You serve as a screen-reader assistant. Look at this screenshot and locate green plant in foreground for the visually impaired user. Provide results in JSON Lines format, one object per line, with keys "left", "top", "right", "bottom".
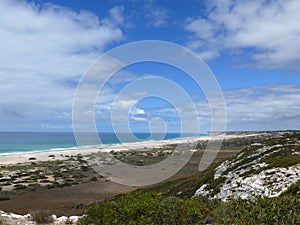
{"left": 77, "top": 191, "right": 211, "bottom": 225}
{"left": 214, "top": 194, "right": 300, "bottom": 224}
{"left": 78, "top": 187, "right": 300, "bottom": 225}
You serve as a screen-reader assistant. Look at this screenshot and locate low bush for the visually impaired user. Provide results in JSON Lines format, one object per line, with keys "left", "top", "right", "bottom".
{"left": 32, "top": 211, "right": 54, "bottom": 224}
{"left": 90, "top": 177, "right": 98, "bottom": 182}
{"left": 78, "top": 184, "right": 300, "bottom": 225}
{"left": 282, "top": 180, "right": 300, "bottom": 195}
{"left": 214, "top": 195, "right": 300, "bottom": 224}
{"left": 77, "top": 191, "right": 211, "bottom": 225}
{"left": 65, "top": 218, "right": 73, "bottom": 224}
{"left": 0, "top": 197, "right": 10, "bottom": 201}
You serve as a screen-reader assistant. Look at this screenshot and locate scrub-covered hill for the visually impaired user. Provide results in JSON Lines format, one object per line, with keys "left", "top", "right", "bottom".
{"left": 77, "top": 131, "right": 300, "bottom": 225}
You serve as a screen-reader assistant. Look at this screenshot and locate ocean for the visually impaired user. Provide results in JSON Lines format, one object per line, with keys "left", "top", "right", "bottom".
{"left": 0, "top": 132, "right": 202, "bottom": 155}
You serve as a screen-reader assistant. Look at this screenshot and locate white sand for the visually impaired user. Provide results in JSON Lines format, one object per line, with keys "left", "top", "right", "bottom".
{"left": 0, "top": 134, "right": 256, "bottom": 165}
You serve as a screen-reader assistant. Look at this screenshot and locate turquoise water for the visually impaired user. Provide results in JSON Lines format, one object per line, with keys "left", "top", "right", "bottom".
{"left": 0, "top": 132, "right": 203, "bottom": 155}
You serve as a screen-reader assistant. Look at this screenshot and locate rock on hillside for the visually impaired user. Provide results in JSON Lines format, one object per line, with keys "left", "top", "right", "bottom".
{"left": 194, "top": 131, "right": 300, "bottom": 201}
{"left": 0, "top": 211, "right": 80, "bottom": 225}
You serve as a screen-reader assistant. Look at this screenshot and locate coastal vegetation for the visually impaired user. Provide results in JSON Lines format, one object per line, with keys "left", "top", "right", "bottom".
{"left": 77, "top": 131, "right": 300, "bottom": 225}
{"left": 32, "top": 211, "right": 54, "bottom": 224}
{"left": 0, "top": 154, "right": 104, "bottom": 192}
{"left": 0, "top": 131, "right": 299, "bottom": 224}
{"left": 77, "top": 183, "right": 300, "bottom": 224}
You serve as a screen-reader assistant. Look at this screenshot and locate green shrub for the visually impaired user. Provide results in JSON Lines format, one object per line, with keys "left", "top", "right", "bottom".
{"left": 90, "top": 177, "right": 98, "bottom": 182}
{"left": 77, "top": 188, "right": 300, "bottom": 225}
{"left": 78, "top": 191, "right": 211, "bottom": 225}
{"left": 265, "top": 155, "right": 300, "bottom": 168}
{"left": 0, "top": 197, "right": 10, "bottom": 201}
{"left": 13, "top": 184, "right": 26, "bottom": 190}
{"left": 282, "top": 180, "right": 300, "bottom": 196}
{"left": 27, "top": 183, "right": 41, "bottom": 191}
{"left": 32, "top": 211, "right": 54, "bottom": 224}
{"left": 65, "top": 218, "right": 73, "bottom": 224}
{"left": 58, "top": 183, "right": 72, "bottom": 188}
{"left": 214, "top": 196, "right": 300, "bottom": 224}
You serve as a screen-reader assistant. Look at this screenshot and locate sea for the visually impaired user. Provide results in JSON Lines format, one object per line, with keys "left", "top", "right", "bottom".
{"left": 0, "top": 132, "right": 203, "bottom": 155}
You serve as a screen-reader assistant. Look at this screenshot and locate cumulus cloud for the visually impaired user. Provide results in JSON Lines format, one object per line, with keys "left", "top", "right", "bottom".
{"left": 185, "top": 0, "right": 300, "bottom": 69}
{"left": 0, "top": 0, "right": 124, "bottom": 130}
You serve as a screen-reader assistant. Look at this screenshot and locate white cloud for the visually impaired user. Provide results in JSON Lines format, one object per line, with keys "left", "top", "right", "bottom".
{"left": 155, "top": 83, "right": 300, "bottom": 132}
{"left": 129, "top": 106, "right": 147, "bottom": 122}
{"left": 224, "top": 83, "right": 300, "bottom": 130}
{"left": 145, "top": 2, "right": 169, "bottom": 27}
{"left": 130, "top": 106, "right": 145, "bottom": 116}
{"left": 129, "top": 106, "right": 148, "bottom": 122}
{"left": 106, "top": 5, "right": 124, "bottom": 25}
{"left": 0, "top": 0, "right": 124, "bottom": 130}
{"left": 185, "top": 0, "right": 300, "bottom": 69}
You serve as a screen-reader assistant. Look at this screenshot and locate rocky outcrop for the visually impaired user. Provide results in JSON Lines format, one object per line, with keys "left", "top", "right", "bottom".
{"left": 194, "top": 131, "right": 300, "bottom": 201}
{"left": 213, "top": 164, "right": 300, "bottom": 201}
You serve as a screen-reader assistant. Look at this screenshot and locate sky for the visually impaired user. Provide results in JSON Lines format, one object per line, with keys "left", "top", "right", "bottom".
{"left": 0, "top": 0, "right": 300, "bottom": 133}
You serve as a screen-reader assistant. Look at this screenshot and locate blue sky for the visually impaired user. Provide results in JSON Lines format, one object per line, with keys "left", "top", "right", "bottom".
{"left": 0, "top": 0, "right": 299, "bottom": 132}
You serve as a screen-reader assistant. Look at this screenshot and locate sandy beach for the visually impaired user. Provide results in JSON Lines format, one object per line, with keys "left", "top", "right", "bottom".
{"left": 0, "top": 135, "right": 207, "bottom": 165}
{"left": 0, "top": 133, "right": 257, "bottom": 165}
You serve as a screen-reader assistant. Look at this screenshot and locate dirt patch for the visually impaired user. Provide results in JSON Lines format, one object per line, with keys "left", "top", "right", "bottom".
{"left": 0, "top": 179, "right": 136, "bottom": 216}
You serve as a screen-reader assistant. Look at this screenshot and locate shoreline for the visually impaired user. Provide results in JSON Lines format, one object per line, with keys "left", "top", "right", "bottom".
{"left": 0, "top": 133, "right": 205, "bottom": 157}
{"left": 0, "top": 133, "right": 258, "bottom": 165}
{"left": 0, "top": 133, "right": 206, "bottom": 156}
{"left": 0, "top": 135, "right": 205, "bottom": 165}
